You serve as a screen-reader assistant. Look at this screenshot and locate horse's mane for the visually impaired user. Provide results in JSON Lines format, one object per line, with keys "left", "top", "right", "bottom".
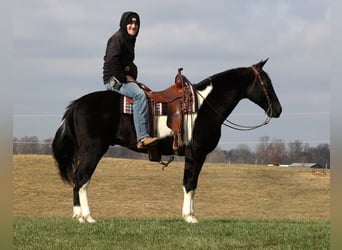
{"left": 193, "top": 67, "right": 246, "bottom": 91}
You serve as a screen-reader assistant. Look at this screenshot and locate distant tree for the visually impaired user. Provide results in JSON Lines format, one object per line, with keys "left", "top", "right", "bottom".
{"left": 12, "top": 136, "right": 330, "bottom": 167}
{"left": 307, "top": 143, "right": 330, "bottom": 167}
{"left": 287, "top": 140, "right": 303, "bottom": 163}
{"left": 298, "top": 151, "right": 312, "bottom": 163}
{"left": 13, "top": 137, "right": 19, "bottom": 154}
{"left": 207, "top": 148, "right": 227, "bottom": 162}
{"left": 287, "top": 140, "right": 311, "bottom": 163}
{"left": 255, "top": 136, "right": 270, "bottom": 164}
{"left": 104, "top": 145, "right": 146, "bottom": 160}
{"left": 41, "top": 138, "right": 53, "bottom": 154}
{"left": 227, "top": 144, "right": 254, "bottom": 164}
{"left": 14, "top": 136, "right": 39, "bottom": 154}
{"left": 255, "top": 137, "right": 286, "bottom": 164}
{"left": 267, "top": 139, "right": 286, "bottom": 164}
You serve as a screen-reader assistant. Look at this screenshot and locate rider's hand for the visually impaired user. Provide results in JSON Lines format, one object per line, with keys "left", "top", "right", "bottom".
{"left": 126, "top": 75, "right": 137, "bottom": 83}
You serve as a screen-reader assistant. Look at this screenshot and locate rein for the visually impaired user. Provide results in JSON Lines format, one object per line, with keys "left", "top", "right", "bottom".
{"left": 193, "top": 66, "right": 273, "bottom": 131}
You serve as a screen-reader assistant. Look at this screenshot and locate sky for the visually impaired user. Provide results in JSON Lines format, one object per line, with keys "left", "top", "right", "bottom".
{"left": 12, "top": 0, "right": 330, "bottom": 151}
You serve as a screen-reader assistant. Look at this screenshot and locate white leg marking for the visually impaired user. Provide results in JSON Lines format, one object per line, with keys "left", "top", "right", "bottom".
{"left": 79, "top": 181, "right": 96, "bottom": 223}
{"left": 72, "top": 206, "right": 82, "bottom": 221}
{"left": 182, "top": 187, "right": 198, "bottom": 223}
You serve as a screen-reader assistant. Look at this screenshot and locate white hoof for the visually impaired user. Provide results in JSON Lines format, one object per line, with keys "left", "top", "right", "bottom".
{"left": 73, "top": 213, "right": 85, "bottom": 223}
{"left": 78, "top": 217, "right": 86, "bottom": 223}
{"left": 72, "top": 213, "right": 96, "bottom": 223}
{"left": 183, "top": 215, "right": 198, "bottom": 224}
{"left": 85, "top": 215, "right": 96, "bottom": 223}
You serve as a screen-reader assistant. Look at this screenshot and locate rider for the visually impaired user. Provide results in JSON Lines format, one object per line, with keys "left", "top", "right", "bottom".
{"left": 103, "top": 11, "right": 159, "bottom": 149}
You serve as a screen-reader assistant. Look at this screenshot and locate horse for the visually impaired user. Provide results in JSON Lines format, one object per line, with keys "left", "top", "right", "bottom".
{"left": 52, "top": 59, "right": 282, "bottom": 223}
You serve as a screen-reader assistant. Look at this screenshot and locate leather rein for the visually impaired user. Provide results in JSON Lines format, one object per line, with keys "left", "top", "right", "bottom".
{"left": 193, "top": 66, "right": 273, "bottom": 131}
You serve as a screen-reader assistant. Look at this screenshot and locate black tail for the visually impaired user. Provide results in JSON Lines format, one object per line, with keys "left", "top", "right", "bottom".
{"left": 52, "top": 102, "right": 78, "bottom": 185}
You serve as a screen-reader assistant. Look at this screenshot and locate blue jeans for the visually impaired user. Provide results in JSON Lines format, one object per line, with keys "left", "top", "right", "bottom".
{"left": 105, "top": 82, "right": 150, "bottom": 141}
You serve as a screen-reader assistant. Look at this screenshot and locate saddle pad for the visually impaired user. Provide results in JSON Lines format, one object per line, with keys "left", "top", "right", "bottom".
{"left": 121, "top": 85, "right": 198, "bottom": 115}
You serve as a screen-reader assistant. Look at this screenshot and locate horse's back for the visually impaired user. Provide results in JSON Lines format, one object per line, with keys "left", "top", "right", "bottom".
{"left": 73, "top": 90, "right": 122, "bottom": 119}
{"left": 76, "top": 90, "right": 120, "bottom": 106}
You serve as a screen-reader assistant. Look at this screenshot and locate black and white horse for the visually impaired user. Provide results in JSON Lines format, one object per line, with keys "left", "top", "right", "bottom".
{"left": 52, "top": 59, "right": 282, "bottom": 223}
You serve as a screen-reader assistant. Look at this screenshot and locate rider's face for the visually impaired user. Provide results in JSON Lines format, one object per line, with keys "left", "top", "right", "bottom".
{"left": 127, "top": 22, "right": 139, "bottom": 37}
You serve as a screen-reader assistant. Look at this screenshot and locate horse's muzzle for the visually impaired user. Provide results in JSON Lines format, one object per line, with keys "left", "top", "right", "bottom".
{"left": 270, "top": 104, "right": 282, "bottom": 118}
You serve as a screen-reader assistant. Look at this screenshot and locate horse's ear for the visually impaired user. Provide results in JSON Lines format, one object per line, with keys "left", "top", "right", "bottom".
{"left": 258, "top": 58, "right": 269, "bottom": 69}
{"left": 253, "top": 58, "right": 269, "bottom": 70}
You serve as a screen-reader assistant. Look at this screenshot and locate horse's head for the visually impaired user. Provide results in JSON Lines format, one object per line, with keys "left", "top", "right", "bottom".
{"left": 247, "top": 59, "right": 282, "bottom": 118}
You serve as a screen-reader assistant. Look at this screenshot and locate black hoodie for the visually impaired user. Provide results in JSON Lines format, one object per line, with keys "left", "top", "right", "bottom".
{"left": 103, "top": 11, "right": 140, "bottom": 84}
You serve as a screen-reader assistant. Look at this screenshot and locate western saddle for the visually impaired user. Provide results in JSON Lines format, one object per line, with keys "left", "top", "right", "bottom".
{"left": 121, "top": 68, "right": 197, "bottom": 164}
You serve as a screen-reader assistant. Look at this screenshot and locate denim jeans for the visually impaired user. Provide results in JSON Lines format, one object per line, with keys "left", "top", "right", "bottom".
{"left": 105, "top": 82, "right": 150, "bottom": 141}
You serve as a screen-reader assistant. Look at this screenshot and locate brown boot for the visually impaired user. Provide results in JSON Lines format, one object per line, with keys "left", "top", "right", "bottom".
{"left": 137, "top": 136, "right": 159, "bottom": 149}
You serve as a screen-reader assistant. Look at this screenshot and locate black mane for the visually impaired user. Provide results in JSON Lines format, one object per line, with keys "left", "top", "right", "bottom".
{"left": 194, "top": 67, "right": 248, "bottom": 91}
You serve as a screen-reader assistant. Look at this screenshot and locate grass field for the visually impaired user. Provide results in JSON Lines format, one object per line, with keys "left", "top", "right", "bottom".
{"left": 14, "top": 217, "right": 329, "bottom": 249}
{"left": 13, "top": 155, "right": 330, "bottom": 249}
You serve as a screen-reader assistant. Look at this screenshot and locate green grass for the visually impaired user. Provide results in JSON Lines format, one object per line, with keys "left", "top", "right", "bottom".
{"left": 14, "top": 217, "right": 329, "bottom": 250}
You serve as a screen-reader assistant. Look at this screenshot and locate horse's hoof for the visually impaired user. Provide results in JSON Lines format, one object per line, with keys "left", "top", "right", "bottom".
{"left": 85, "top": 215, "right": 96, "bottom": 223}
{"left": 77, "top": 216, "right": 85, "bottom": 223}
{"left": 72, "top": 213, "right": 96, "bottom": 223}
{"left": 183, "top": 215, "right": 198, "bottom": 224}
{"left": 73, "top": 213, "right": 84, "bottom": 223}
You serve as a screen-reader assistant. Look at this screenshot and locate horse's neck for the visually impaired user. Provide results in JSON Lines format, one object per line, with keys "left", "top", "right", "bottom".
{"left": 207, "top": 77, "right": 248, "bottom": 121}
{"left": 214, "top": 88, "right": 241, "bottom": 118}
{"left": 196, "top": 68, "right": 250, "bottom": 121}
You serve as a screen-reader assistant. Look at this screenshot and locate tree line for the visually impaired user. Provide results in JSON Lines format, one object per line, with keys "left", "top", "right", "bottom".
{"left": 13, "top": 135, "right": 330, "bottom": 167}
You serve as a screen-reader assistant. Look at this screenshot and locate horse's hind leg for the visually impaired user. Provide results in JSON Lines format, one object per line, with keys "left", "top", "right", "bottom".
{"left": 72, "top": 151, "right": 105, "bottom": 223}
{"left": 73, "top": 180, "right": 95, "bottom": 223}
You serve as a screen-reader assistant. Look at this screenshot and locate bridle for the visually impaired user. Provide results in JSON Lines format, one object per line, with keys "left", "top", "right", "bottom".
{"left": 194, "top": 66, "right": 273, "bottom": 131}
{"left": 250, "top": 66, "right": 273, "bottom": 117}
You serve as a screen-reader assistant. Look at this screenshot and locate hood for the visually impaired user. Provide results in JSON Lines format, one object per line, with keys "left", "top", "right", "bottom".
{"left": 119, "top": 11, "right": 140, "bottom": 38}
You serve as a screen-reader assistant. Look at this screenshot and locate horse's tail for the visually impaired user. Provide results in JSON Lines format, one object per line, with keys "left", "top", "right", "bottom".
{"left": 52, "top": 101, "right": 78, "bottom": 185}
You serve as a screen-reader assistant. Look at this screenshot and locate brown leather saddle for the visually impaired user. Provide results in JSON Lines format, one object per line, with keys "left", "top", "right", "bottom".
{"left": 121, "top": 68, "right": 198, "bottom": 163}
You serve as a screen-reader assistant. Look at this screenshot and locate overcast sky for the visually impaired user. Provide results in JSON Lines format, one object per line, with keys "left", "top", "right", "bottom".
{"left": 12, "top": 0, "right": 330, "bottom": 150}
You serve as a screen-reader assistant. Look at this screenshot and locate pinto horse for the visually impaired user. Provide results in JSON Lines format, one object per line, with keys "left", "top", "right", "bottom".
{"left": 52, "top": 59, "right": 282, "bottom": 223}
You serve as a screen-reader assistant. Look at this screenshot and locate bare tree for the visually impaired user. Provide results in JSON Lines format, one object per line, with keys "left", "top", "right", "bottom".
{"left": 227, "top": 144, "right": 254, "bottom": 164}
{"left": 287, "top": 140, "right": 303, "bottom": 163}
{"left": 307, "top": 143, "right": 330, "bottom": 168}
{"left": 255, "top": 136, "right": 270, "bottom": 164}
{"left": 207, "top": 148, "right": 229, "bottom": 163}
{"left": 267, "top": 139, "right": 286, "bottom": 164}
{"left": 41, "top": 138, "right": 53, "bottom": 154}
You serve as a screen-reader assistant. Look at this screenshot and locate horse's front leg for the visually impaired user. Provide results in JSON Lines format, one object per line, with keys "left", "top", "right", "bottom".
{"left": 182, "top": 149, "right": 206, "bottom": 223}
{"left": 182, "top": 187, "right": 197, "bottom": 223}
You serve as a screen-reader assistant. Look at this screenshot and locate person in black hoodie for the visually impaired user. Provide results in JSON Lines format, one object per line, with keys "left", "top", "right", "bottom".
{"left": 103, "top": 11, "right": 159, "bottom": 149}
